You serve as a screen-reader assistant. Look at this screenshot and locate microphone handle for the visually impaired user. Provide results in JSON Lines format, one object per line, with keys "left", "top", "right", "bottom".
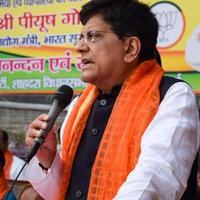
{"left": 26, "top": 140, "right": 41, "bottom": 163}
{"left": 26, "top": 100, "right": 62, "bottom": 163}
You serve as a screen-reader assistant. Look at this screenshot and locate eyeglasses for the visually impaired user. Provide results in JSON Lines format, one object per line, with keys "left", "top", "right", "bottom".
{"left": 75, "top": 30, "right": 114, "bottom": 45}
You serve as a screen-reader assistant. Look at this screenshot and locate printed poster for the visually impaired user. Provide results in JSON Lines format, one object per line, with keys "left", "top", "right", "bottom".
{"left": 0, "top": 0, "right": 200, "bottom": 94}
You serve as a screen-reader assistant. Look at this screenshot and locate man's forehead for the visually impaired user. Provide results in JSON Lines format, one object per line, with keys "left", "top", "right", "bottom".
{"left": 81, "top": 15, "right": 111, "bottom": 32}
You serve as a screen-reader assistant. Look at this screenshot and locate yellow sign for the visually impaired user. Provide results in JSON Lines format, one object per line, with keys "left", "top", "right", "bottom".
{"left": 0, "top": 0, "right": 200, "bottom": 93}
{"left": 145, "top": 0, "right": 200, "bottom": 72}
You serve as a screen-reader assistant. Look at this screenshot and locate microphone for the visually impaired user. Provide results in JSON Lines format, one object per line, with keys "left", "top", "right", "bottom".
{"left": 26, "top": 85, "right": 73, "bottom": 163}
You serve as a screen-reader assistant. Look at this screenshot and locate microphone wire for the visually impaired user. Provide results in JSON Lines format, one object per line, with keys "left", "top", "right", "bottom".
{"left": 4, "top": 161, "right": 28, "bottom": 200}
{"left": 4, "top": 85, "right": 73, "bottom": 199}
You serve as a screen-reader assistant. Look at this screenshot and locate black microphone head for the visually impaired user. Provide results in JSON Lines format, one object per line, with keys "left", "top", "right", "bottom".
{"left": 53, "top": 85, "right": 73, "bottom": 109}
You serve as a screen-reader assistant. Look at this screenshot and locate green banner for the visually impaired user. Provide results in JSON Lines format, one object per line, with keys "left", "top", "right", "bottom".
{"left": 0, "top": 0, "right": 200, "bottom": 94}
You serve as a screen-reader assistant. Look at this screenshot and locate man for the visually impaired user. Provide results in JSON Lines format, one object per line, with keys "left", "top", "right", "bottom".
{"left": 0, "top": 149, "right": 8, "bottom": 199}
{"left": 185, "top": 24, "right": 200, "bottom": 71}
{"left": 25, "top": 0, "right": 200, "bottom": 199}
{"left": 0, "top": 149, "right": 16, "bottom": 200}
{"left": 0, "top": 129, "right": 27, "bottom": 181}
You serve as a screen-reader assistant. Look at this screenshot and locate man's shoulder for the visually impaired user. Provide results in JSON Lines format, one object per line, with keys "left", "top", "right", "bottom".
{"left": 159, "top": 76, "right": 187, "bottom": 102}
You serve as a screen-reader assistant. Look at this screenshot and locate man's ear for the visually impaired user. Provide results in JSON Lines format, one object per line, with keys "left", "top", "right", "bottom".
{"left": 124, "top": 36, "right": 141, "bottom": 63}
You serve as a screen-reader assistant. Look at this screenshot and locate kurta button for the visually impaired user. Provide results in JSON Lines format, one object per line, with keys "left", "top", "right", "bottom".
{"left": 100, "top": 99, "right": 107, "bottom": 106}
{"left": 75, "top": 190, "right": 82, "bottom": 198}
{"left": 91, "top": 128, "right": 98, "bottom": 136}
{"left": 84, "top": 159, "right": 91, "bottom": 167}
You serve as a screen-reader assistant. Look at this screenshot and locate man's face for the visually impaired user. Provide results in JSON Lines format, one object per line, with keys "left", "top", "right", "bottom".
{"left": 76, "top": 15, "right": 135, "bottom": 92}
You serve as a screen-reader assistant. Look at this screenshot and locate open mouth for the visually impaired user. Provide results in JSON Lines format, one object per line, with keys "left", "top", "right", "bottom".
{"left": 81, "top": 59, "right": 94, "bottom": 69}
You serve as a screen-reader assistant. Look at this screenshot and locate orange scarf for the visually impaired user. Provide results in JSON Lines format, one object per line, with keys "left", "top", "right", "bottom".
{"left": 57, "top": 60, "right": 164, "bottom": 200}
{"left": 0, "top": 171, "right": 8, "bottom": 199}
{"left": 4, "top": 150, "right": 13, "bottom": 180}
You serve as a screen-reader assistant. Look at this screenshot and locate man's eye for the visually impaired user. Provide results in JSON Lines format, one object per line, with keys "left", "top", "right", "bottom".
{"left": 78, "top": 34, "right": 84, "bottom": 41}
{"left": 87, "top": 32, "right": 100, "bottom": 41}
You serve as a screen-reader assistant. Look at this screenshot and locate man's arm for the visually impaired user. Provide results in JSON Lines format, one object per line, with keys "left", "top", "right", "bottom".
{"left": 26, "top": 152, "right": 61, "bottom": 200}
{"left": 114, "top": 82, "right": 200, "bottom": 200}
{"left": 26, "top": 97, "right": 78, "bottom": 200}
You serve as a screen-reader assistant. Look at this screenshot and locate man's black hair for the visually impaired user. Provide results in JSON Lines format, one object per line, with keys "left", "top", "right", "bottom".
{"left": 0, "top": 129, "right": 8, "bottom": 142}
{"left": 0, "top": 149, "right": 5, "bottom": 168}
{"left": 155, "top": 48, "right": 162, "bottom": 66}
{"left": 80, "top": 0, "right": 159, "bottom": 62}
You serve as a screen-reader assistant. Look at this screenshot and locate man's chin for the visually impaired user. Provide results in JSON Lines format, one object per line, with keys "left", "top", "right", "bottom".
{"left": 81, "top": 75, "right": 96, "bottom": 85}
{"left": 81, "top": 75, "right": 90, "bottom": 83}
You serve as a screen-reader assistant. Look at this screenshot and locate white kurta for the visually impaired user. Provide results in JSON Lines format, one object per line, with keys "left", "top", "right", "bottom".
{"left": 26, "top": 82, "right": 200, "bottom": 200}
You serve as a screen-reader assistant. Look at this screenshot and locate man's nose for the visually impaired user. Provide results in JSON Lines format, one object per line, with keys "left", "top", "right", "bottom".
{"left": 76, "top": 40, "right": 89, "bottom": 53}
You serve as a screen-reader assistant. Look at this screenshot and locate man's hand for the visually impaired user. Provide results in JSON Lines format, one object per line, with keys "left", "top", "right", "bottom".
{"left": 25, "top": 114, "right": 57, "bottom": 169}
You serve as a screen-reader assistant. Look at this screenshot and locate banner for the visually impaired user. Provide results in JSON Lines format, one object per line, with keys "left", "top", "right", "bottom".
{"left": 0, "top": 0, "right": 88, "bottom": 94}
{"left": 148, "top": 0, "right": 200, "bottom": 93}
{"left": 0, "top": 0, "right": 200, "bottom": 94}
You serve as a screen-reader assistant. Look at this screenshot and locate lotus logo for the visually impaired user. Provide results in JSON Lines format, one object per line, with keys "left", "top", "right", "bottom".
{"left": 151, "top": 1, "right": 185, "bottom": 48}
{"left": 156, "top": 10, "right": 177, "bottom": 42}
